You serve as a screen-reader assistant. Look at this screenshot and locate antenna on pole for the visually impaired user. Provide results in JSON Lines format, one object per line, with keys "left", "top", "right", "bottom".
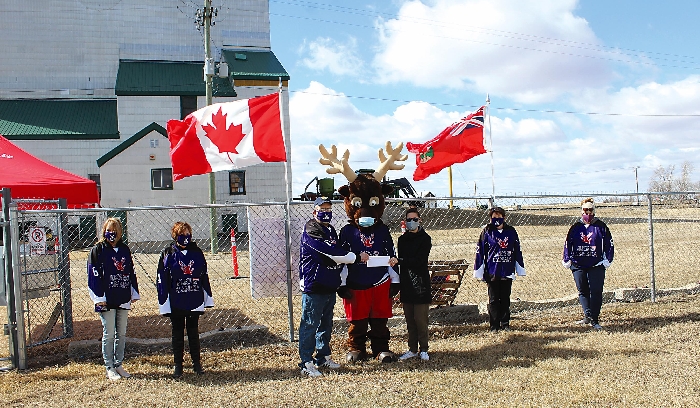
{"left": 486, "top": 94, "right": 495, "bottom": 200}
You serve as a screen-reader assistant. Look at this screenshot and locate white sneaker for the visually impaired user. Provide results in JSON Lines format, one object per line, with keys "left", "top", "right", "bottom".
{"left": 114, "top": 366, "right": 131, "bottom": 378}
{"left": 399, "top": 350, "right": 418, "bottom": 360}
{"left": 576, "top": 317, "right": 591, "bottom": 325}
{"left": 315, "top": 356, "right": 341, "bottom": 369}
{"left": 301, "top": 361, "right": 322, "bottom": 377}
{"left": 105, "top": 368, "right": 121, "bottom": 381}
{"left": 419, "top": 351, "right": 430, "bottom": 361}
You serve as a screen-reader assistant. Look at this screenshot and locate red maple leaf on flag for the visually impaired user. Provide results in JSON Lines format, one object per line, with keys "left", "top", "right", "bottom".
{"left": 202, "top": 107, "right": 245, "bottom": 155}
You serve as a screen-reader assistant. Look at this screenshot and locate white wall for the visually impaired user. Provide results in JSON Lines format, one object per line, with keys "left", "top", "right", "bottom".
{"left": 0, "top": 0, "right": 271, "bottom": 98}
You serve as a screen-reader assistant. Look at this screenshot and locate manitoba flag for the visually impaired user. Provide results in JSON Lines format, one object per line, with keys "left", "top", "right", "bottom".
{"left": 406, "top": 106, "right": 487, "bottom": 182}
{"left": 166, "top": 92, "right": 287, "bottom": 181}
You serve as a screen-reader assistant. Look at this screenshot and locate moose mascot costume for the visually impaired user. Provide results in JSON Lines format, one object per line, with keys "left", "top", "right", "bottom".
{"left": 318, "top": 142, "right": 407, "bottom": 363}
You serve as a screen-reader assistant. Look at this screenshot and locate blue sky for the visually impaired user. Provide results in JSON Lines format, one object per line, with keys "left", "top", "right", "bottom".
{"left": 266, "top": 0, "right": 700, "bottom": 197}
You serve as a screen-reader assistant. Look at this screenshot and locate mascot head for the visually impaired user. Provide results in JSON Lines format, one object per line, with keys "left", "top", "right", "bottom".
{"left": 319, "top": 142, "right": 407, "bottom": 231}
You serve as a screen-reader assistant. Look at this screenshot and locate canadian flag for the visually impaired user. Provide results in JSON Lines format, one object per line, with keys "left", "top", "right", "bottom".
{"left": 167, "top": 92, "right": 287, "bottom": 181}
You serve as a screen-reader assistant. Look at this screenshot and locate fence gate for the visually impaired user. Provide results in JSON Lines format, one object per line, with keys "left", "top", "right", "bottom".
{"left": 14, "top": 199, "right": 73, "bottom": 360}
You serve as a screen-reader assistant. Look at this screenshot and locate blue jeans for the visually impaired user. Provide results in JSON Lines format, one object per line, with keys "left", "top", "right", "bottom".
{"left": 298, "top": 292, "right": 336, "bottom": 367}
{"left": 98, "top": 308, "right": 129, "bottom": 368}
{"left": 572, "top": 265, "right": 606, "bottom": 322}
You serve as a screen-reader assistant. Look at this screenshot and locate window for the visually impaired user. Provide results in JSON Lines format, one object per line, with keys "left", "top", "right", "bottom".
{"left": 151, "top": 168, "right": 173, "bottom": 190}
{"left": 149, "top": 139, "right": 159, "bottom": 148}
{"left": 180, "top": 96, "right": 198, "bottom": 119}
{"left": 229, "top": 170, "right": 246, "bottom": 195}
{"left": 88, "top": 174, "right": 101, "bottom": 199}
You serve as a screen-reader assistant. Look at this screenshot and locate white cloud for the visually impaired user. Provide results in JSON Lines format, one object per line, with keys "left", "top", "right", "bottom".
{"left": 288, "top": 82, "right": 610, "bottom": 196}
{"left": 299, "top": 37, "right": 365, "bottom": 77}
{"left": 571, "top": 76, "right": 700, "bottom": 147}
{"left": 371, "top": 0, "right": 614, "bottom": 103}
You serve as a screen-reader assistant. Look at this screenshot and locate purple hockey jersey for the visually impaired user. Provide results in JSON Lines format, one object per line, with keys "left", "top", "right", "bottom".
{"left": 339, "top": 222, "right": 397, "bottom": 289}
{"left": 563, "top": 218, "right": 614, "bottom": 268}
{"left": 474, "top": 224, "right": 526, "bottom": 281}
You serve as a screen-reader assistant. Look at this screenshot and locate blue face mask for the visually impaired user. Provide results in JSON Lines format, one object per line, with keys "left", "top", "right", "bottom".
{"left": 358, "top": 217, "right": 375, "bottom": 227}
{"left": 316, "top": 210, "right": 332, "bottom": 223}
{"left": 104, "top": 230, "right": 117, "bottom": 242}
{"left": 406, "top": 220, "right": 420, "bottom": 231}
{"left": 491, "top": 217, "right": 504, "bottom": 227}
{"left": 177, "top": 234, "right": 192, "bottom": 246}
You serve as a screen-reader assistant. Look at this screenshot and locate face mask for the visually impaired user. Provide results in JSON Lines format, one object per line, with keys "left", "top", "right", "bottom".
{"left": 358, "top": 217, "right": 375, "bottom": 227}
{"left": 406, "top": 220, "right": 420, "bottom": 231}
{"left": 491, "top": 217, "right": 504, "bottom": 227}
{"left": 316, "top": 210, "right": 332, "bottom": 223}
{"left": 582, "top": 213, "right": 593, "bottom": 223}
{"left": 104, "top": 231, "right": 117, "bottom": 242}
{"left": 177, "top": 234, "right": 191, "bottom": 246}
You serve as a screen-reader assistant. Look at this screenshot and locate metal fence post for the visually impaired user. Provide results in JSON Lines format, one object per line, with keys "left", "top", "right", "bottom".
{"left": 8, "top": 198, "right": 26, "bottom": 369}
{"left": 284, "top": 203, "right": 295, "bottom": 342}
{"left": 58, "top": 199, "right": 73, "bottom": 337}
{"left": 646, "top": 194, "right": 656, "bottom": 302}
{"left": 1, "top": 188, "right": 19, "bottom": 370}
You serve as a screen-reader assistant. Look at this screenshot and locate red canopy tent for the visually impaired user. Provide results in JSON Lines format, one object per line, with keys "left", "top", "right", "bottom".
{"left": 0, "top": 134, "right": 100, "bottom": 208}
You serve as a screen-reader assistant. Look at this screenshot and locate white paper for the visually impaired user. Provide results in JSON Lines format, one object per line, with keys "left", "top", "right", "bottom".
{"left": 367, "top": 256, "right": 390, "bottom": 267}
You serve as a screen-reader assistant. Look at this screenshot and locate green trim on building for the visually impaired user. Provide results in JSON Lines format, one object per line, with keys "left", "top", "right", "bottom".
{"left": 115, "top": 60, "right": 237, "bottom": 97}
{"left": 0, "top": 99, "right": 119, "bottom": 140}
{"left": 96, "top": 122, "right": 167, "bottom": 167}
{"left": 221, "top": 50, "right": 290, "bottom": 81}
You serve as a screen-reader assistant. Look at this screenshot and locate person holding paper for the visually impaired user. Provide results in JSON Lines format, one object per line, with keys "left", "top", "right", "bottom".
{"left": 474, "top": 207, "right": 526, "bottom": 332}
{"left": 395, "top": 208, "right": 432, "bottom": 361}
{"left": 297, "top": 197, "right": 356, "bottom": 377}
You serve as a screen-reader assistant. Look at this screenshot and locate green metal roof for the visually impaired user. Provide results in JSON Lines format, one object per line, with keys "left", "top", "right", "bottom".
{"left": 221, "top": 50, "right": 290, "bottom": 81}
{"left": 0, "top": 99, "right": 119, "bottom": 140}
{"left": 97, "top": 122, "right": 167, "bottom": 167}
{"left": 115, "top": 60, "right": 237, "bottom": 97}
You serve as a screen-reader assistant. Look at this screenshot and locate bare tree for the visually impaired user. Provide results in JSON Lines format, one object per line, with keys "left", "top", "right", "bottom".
{"left": 648, "top": 164, "right": 675, "bottom": 192}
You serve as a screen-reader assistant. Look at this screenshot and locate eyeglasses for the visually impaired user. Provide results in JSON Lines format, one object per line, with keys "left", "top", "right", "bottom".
{"left": 406, "top": 217, "right": 420, "bottom": 222}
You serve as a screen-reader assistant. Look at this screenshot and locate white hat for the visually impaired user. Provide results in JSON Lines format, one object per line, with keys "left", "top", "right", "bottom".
{"left": 581, "top": 201, "right": 595, "bottom": 210}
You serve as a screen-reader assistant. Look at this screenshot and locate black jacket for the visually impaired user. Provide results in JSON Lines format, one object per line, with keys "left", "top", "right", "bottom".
{"left": 396, "top": 227, "right": 432, "bottom": 304}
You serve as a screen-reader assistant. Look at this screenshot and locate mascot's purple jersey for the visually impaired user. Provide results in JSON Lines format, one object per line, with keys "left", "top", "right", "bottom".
{"left": 340, "top": 222, "right": 396, "bottom": 290}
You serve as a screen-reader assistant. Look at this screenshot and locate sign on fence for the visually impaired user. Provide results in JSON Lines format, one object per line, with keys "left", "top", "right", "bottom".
{"left": 247, "top": 206, "right": 303, "bottom": 299}
{"left": 29, "top": 227, "right": 46, "bottom": 256}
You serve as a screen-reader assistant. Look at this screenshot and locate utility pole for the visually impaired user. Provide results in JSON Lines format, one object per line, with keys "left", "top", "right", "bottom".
{"left": 634, "top": 166, "right": 640, "bottom": 205}
{"left": 200, "top": 1, "right": 218, "bottom": 253}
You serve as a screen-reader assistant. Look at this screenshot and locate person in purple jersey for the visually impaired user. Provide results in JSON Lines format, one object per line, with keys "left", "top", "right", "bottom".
{"left": 157, "top": 222, "right": 214, "bottom": 378}
{"left": 474, "top": 207, "right": 526, "bottom": 332}
{"left": 563, "top": 198, "right": 614, "bottom": 330}
{"left": 297, "top": 197, "right": 357, "bottom": 377}
{"left": 87, "top": 218, "right": 140, "bottom": 381}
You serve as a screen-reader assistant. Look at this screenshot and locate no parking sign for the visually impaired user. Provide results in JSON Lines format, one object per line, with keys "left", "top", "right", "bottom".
{"left": 29, "top": 227, "right": 46, "bottom": 256}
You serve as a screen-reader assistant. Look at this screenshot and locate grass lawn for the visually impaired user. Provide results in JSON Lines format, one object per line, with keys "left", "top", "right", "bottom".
{"left": 2, "top": 293, "right": 699, "bottom": 407}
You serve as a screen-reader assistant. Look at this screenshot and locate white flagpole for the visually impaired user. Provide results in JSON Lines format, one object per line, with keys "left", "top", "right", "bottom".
{"left": 279, "top": 77, "right": 295, "bottom": 342}
{"left": 486, "top": 94, "right": 495, "bottom": 199}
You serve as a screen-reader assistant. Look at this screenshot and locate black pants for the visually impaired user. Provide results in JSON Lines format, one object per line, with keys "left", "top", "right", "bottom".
{"left": 487, "top": 279, "right": 513, "bottom": 330}
{"left": 169, "top": 311, "right": 201, "bottom": 366}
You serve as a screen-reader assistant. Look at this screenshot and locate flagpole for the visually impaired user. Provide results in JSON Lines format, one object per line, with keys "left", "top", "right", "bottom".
{"left": 487, "top": 94, "right": 495, "bottom": 200}
{"left": 203, "top": 0, "right": 217, "bottom": 254}
{"left": 279, "top": 77, "right": 295, "bottom": 342}
{"left": 448, "top": 166, "right": 453, "bottom": 209}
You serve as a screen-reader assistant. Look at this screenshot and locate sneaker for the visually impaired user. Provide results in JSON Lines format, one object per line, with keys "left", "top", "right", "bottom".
{"left": 301, "top": 361, "right": 322, "bottom": 378}
{"left": 114, "top": 366, "right": 131, "bottom": 379}
{"left": 399, "top": 350, "right": 418, "bottom": 360}
{"left": 315, "top": 356, "right": 340, "bottom": 369}
{"left": 591, "top": 322, "right": 603, "bottom": 330}
{"left": 105, "top": 368, "right": 121, "bottom": 381}
{"left": 576, "top": 317, "right": 591, "bottom": 325}
{"left": 419, "top": 351, "right": 429, "bottom": 361}
{"left": 500, "top": 325, "right": 512, "bottom": 332}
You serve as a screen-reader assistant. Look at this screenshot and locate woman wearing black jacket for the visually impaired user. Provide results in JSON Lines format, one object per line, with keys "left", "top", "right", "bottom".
{"left": 396, "top": 208, "right": 432, "bottom": 361}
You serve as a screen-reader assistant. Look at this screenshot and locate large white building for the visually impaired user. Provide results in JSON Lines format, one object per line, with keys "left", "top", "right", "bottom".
{"left": 0, "top": 0, "right": 290, "bottom": 208}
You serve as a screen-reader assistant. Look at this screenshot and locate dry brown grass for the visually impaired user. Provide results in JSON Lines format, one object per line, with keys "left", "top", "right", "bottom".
{"left": 2, "top": 293, "right": 700, "bottom": 407}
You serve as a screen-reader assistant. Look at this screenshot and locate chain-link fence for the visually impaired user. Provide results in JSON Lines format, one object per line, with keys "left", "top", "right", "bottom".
{"left": 2, "top": 192, "right": 699, "bottom": 367}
